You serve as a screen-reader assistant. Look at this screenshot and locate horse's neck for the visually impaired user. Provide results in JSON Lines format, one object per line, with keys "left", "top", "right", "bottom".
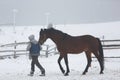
{"left": 49, "top": 34, "right": 63, "bottom": 45}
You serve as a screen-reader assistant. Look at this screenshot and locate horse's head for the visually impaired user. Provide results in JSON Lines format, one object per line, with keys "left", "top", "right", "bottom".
{"left": 39, "top": 29, "right": 48, "bottom": 45}
{"left": 39, "top": 27, "right": 66, "bottom": 45}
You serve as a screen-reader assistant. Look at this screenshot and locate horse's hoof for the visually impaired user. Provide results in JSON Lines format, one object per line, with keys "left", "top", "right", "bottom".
{"left": 64, "top": 73, "right": 69, "bottom": 76}
{"left": 82, "top": 72, "right": 86, "bottom": 75}
{"left": 62, "top": 70, "right": 65, "bottom": 74}
{"left": 100, "top": 72, "right": 104, "bottom": 74}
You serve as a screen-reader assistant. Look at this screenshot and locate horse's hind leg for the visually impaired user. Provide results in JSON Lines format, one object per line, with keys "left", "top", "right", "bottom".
{"left": 58, "top": 55, "right": 65, "bottom": 74}
{"left": 64, "top": 54, "right": 70, "bottom": 76}
{"left": 93, "top": 51, "right": 104, "bottom": 74}
{"left": 83, "top": 51, "right": 92, "bottom": 75}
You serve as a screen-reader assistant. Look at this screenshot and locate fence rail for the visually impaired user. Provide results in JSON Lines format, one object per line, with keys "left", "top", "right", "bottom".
{"left": 0, "top": 39, "right": 120, "bottom": 58}
{"left": 0, "top": 41, "right": 57, "bottom": 58}
{"left": 101, "top": 39, "right": 120, "bottom": 42}
{"left": 101, "top": 39, "right": 120, "bottom": 49}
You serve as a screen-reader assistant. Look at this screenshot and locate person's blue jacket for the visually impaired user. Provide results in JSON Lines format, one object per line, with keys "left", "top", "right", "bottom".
{"left": 27, "top": 35, "right": 42, "bottom": 56}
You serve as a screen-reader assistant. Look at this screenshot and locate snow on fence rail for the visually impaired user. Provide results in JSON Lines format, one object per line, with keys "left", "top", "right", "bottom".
{"left": 0, "top": 39, "right": 120, "bottom": 58}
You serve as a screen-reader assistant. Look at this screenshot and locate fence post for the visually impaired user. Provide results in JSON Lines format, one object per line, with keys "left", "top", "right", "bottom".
{"left": 54, "top": 47, "right": 58, "bottom": 55}
{"left": 102, "top": 35, "right": 105, "bottom": 45}
{"left": 45, "top": 45, "right": 49, "bottom": 58}
{"left": 13, "top": 41, "right": 17, "bottom": 58}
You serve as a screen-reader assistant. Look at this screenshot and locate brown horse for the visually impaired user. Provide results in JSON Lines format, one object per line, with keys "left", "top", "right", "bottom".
{"left": 39, "top": 28, "right": 104, "bottom": 76}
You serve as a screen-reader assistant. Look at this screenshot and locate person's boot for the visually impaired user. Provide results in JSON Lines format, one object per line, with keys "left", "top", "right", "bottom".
{"left": 39, "top": 70, "right": 45, "bottom": 76}
{"left": 28, "top": 71, "right": 34, "bottom": 76}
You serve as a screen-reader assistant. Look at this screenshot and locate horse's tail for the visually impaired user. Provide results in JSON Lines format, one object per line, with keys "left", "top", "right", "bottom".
{"left": 96, "top": 38, "right": 104, "bottom": 69}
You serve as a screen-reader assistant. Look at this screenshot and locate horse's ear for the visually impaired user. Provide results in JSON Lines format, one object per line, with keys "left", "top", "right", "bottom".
{"left": 41, "top": 29, "right": 43, "bottom": 31}
{"left": 40, "top": 29, "right": 44, "bottom": 32}
{"left": 40, "top": 29, "right": 43, "bottom": 34}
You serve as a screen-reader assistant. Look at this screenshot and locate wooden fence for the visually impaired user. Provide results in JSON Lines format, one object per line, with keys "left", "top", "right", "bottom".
{"left": 0, "top": 41, "right": 57, "bottom": 58}
{"left": 0, "top": 39, "right": 120, "bottom": 58}
{"left": 101, "top": 39, "right": 120, "bottom": 49}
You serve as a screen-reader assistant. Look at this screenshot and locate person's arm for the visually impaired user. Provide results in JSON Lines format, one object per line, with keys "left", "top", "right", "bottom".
{"left": 39, "top": 44, "right": 42, "bottom": 50}
{"left": 26, "top": 42, "right": 31, "bottom": 51}
{"left": 26, "top": 42, "right": 32, "bottom": 60}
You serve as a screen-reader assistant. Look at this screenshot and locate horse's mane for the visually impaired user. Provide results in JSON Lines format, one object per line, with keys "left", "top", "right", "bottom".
{"left": 47, "top": 28, "right": 70, "bottom": 37}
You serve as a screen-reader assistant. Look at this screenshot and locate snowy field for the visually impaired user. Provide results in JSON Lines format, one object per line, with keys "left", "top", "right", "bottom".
{"left": 0, "top": 22, "right": 120, "bottom": 80}
{"left": 0, "top": 53, "right": 120, "bottom": 80}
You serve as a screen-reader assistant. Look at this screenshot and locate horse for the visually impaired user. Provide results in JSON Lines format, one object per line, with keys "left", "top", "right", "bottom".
{"left": 38, "top": 27, "right": 104, "bottom": 76}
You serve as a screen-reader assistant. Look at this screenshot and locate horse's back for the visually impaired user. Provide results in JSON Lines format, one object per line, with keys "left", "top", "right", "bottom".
{"left": 59, "top": 35, "right": 99, "bottom": 53}
{"left": 70, "top": 35, "right": 97, "bottom": 45}
{"left": 79, "top": 35, "right": 99, "bottom": 52}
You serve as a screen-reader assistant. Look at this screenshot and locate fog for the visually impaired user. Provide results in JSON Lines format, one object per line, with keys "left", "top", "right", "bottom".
{"left": 0, "top": 0, "right": 120, "bottom": 26}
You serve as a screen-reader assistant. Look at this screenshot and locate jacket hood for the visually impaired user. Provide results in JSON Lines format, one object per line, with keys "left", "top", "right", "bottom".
{"left": 28, "top": 35, "right": 34, "bottom": 40}
{"left": 28, "top": 35, "right": 38, "bottom": 44}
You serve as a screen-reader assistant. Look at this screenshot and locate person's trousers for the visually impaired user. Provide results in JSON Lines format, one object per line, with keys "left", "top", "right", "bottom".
{"left": 31, "top": 56, "right": 45, "bottom": 73}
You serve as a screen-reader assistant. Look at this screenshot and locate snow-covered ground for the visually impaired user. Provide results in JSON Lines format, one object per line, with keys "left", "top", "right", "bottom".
{"left": 0, "top": 22, "right": 120, "bottom": 80}
{"left": 0, "top": 53, "right": 120, "bottom": 80}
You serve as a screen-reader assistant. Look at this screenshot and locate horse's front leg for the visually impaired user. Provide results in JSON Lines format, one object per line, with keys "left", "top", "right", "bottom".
{"left": 58, "top": 55, "right": 65, "bottom": 74}
{"left": 64, "top": 54, "right": 70, "bottom": 76}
